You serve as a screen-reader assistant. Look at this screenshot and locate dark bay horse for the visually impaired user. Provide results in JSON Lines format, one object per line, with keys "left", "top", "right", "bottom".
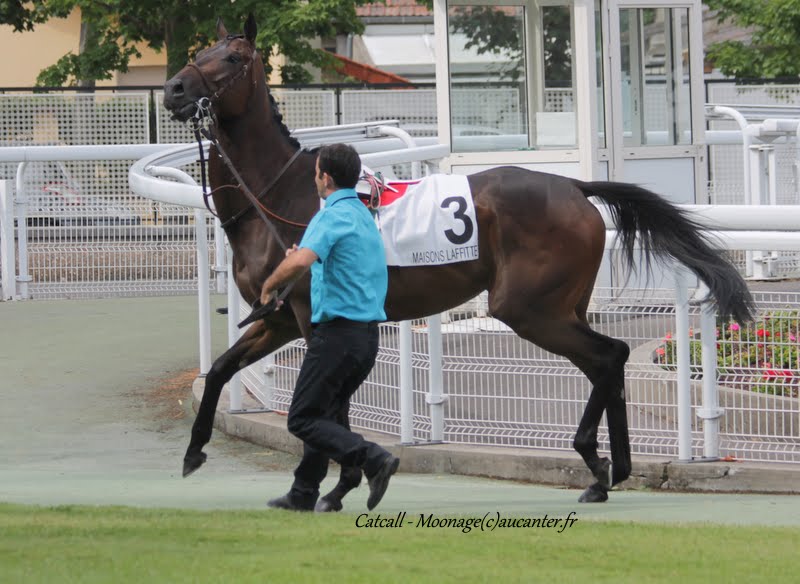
{"left": 163, "top": 15, "right": 754, "bottom": 505}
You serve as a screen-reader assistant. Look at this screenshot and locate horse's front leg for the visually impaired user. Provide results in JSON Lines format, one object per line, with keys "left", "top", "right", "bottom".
{"left": 183, "top": 321, "right": 298, "bottom": 477}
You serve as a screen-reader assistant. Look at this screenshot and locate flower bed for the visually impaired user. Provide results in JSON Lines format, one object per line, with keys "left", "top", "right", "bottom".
{"left": 654, "top": 310, "right": 800, "bottom": 398}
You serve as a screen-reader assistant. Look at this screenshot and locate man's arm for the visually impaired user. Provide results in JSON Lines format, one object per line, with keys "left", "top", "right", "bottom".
{"left": 260, "top": 245, "right": 318, "bottom": 305}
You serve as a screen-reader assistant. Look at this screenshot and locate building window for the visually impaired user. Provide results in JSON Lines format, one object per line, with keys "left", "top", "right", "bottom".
{"left": 619, "top": 7, "right": 691, "bottom": 146}
{"left": 447, "top": 1, "right": 578, "bottom": 152}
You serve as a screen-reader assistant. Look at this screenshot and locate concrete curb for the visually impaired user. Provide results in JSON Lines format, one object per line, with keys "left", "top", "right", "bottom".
{"left": 193, "top": 377, "right": 800, "bottom": 495}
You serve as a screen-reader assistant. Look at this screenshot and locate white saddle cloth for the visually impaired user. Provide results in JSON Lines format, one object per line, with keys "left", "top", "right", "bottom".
{"left": 373, "top": 174, "right": 479, "bottom": 267}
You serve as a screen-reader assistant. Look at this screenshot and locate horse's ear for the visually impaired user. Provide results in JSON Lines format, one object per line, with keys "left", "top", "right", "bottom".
{"left": 244, "top": 13, "right": 257, "bottom": 45}
{"left": 216, "top": 18, "right": 228, "bottom": 41}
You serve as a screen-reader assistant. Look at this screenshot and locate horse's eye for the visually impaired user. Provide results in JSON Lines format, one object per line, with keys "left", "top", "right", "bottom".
{"left": 226, "top": 54, "right": 241, "bottom": 64}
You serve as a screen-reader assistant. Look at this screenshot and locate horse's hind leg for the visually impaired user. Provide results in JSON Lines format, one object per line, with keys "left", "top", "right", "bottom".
{"left": 571, "top": 330, "right": 631, "bottom": 502}
{"left": 184, "top": 321, "right": 298, "bottom": 477}
{"left": 493, "top": 307, "right": 631, "bottom": 502}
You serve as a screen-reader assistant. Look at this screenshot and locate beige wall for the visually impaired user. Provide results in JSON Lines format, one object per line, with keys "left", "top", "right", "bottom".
{"left": 0, "top": 9, "right": 167, "bottom": 87}
{"left": 1, "top": 9, "right": 288, "bottom": 88}
{"left": 0, "top": 11, "right": 81, "bottom": 86}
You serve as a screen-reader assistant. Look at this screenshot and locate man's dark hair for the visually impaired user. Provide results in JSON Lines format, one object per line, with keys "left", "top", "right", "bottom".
{"left": 317, "top": 143, "right": 361, "bottom": 189}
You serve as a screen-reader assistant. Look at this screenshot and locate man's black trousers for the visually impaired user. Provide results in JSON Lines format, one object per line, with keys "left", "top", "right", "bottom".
{"left": 286, "top": 319, "right": 388, "bottom": 503}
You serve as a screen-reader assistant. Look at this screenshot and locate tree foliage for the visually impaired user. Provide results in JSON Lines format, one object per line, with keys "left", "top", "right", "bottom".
{"left": 0, "top": 0, "right": 56, "bottom": 32}
{"left": 705, "top": 0, "right": 800, "bottom": 79}
{"left": 3, "top": 0, "right": 372, "bottom": 86}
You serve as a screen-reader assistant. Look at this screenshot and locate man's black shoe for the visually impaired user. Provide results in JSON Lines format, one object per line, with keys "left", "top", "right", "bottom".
{"left": 366, "top": 455, "right": 400, "bottom": 511}
{"left": 267, "top": 493, "right": 314, "bottom": 512}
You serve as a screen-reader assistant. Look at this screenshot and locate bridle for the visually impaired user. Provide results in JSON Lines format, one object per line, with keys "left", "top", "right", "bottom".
{"left": 185, "top": 39, "right": 308, "bottom": 248}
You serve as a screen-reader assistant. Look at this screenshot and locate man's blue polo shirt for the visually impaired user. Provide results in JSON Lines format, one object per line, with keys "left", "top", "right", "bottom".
{"left": 299, "top": 188, "right": 388, "bottom": 324}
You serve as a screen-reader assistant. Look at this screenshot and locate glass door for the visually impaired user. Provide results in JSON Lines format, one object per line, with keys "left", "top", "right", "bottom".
{"left": 607, "top": 0, "right": 705, "bottom": 204}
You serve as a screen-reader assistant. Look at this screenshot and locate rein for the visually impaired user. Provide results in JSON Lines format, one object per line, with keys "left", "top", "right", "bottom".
{"left": 189, "top": 101, "right": 308, "bottom": 248}
{"left": 191, "top": 120, "right": 293, "bottom": 251}
{"left": 191, "top": 117, "right": 301, "bottom": 324}
{"left": 186, "top": 54, "right": 309, "bottom": 324}
{"left": 220, "top": 147, "right": 307, "bottom": 230}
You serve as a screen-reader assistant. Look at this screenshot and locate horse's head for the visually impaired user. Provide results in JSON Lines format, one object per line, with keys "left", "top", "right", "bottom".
{"left": 164, "top": 14, "right": 261, "bottom": 123}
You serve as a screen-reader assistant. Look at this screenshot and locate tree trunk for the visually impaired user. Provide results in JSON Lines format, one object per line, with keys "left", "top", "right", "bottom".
{"left": 164, "top": 17, "right": 193, "bottom": 81}
{"left": 77, "top": 18, "right": 97, "bottom": 91}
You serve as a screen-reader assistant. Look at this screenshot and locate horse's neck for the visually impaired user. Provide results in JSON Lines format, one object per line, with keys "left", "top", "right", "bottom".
{"left": 211, "top": 111, "right": 317, "bottom": 281}
{"left": 211, "top": 109, "right": 312, "bottom": 216}
{"left": 216, "top": 115, "right": 293, "bottom": 186}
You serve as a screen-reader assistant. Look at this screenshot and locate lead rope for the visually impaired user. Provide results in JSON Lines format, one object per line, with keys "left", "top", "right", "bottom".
{"left": 188, "top": 97, "right": 297, "bottom": 327}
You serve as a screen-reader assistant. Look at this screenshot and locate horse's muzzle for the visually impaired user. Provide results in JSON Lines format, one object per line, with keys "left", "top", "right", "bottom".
{"left": 163, "top": 78, "right": 198, "bottom": 122}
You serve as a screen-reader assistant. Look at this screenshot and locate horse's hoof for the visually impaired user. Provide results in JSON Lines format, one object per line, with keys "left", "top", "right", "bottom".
{"left": 592, "top": 457, "right": 612, "bottom": 490}
{"left": 182, "top": 451, "right": 207, "bottom": 477}
{"left": 314, "top": 496, "right": 343, "bottom": 513}
{"left": 578, "top": 483, "right": 609, "bottom": 503}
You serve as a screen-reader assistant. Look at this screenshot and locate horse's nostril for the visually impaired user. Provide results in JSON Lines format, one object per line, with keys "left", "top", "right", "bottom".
{"left": 166, "top": 79, "right": 185, "bottom": 98}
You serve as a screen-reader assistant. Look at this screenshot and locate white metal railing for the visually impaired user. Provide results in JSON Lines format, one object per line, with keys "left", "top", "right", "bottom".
{"left": 0, "top": 144, "right": 192, "bottom": 300}
{"left": 3, "top": 94, "right": 800, "bottom": 301}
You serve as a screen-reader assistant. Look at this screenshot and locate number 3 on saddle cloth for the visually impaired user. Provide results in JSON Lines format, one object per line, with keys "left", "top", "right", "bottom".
{"left": 356, "top": 172, "right": 479, "bottom": 267}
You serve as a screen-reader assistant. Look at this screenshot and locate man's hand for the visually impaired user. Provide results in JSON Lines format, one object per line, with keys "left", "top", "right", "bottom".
{"left": 260, "top": 286, "right": 281, "bottom": 308}
{"left": 259, "top": 246, "right": 318, "bottom": 307}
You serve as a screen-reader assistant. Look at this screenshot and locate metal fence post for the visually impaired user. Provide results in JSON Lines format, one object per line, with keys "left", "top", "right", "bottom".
{"left": 226, "top": 240, "right": 243, "bottom": 411}
{"left": 698, "top": 303, "right": 723, "bottom": 460}
{"left": 0, "top": 180, "right": 16, "bottom": 300}
{"left": 399, "top": 321, "right": 414, "bottom": 444}
{"left": 14, "top": 162, "right": 31, "bottom": 299}
{"left": 194, "top": 209, "right": 212, "bottom": 375}
{"left": 334, "top": 87, "right": 342, "bottom": 125}
{"left": 674, "top": 267, "right": 693, "bottom": 461}
{"left": 749, "top": 144, "right": 766, "bottom": 278}
{"left": 213, "top": 218, "right": 227, "bottom": 294}
{"left": 427, "top": 314, "right": 445, "bottom": 442}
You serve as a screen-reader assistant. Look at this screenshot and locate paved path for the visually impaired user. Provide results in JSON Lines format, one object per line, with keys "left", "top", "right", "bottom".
{"left": 1, "top": 296, "right": 798, "bottom": 526}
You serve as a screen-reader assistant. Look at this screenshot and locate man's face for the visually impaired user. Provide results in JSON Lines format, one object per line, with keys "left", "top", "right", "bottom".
{"left": 314, "top": 158, "right": 327, "bottom": 198}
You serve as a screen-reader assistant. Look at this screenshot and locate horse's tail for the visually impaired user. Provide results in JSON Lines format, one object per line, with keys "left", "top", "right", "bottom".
{"left": 576, "top": 180, "right": 755, "bottom": 324}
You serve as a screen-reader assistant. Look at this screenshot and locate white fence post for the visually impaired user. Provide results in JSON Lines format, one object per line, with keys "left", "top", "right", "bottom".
{"left": 399, "top": 321, "right": 414, "bottom": 444}
{"left": 226, "top": 241, "right": 243, "bottom": 411}
{"left": 673, "top": 267, "right": 693, "bottom": 462}
{"left": 14, "top": 162, "right": 31, "bottom": 299}
{"left": 749, "top": 144, "right": 775, "bottom": 278}
{"left": 213, "top": 218, "right": 227, "bottom": 294}
{"left": 0, "top": 180, "right": 16, "bottom": 300}
{"left": 427, "top": 314, "right": 445, "bottom": 442}
{"left": 698, "top": 302, "right": 723, "bottom": 460}
{"left": 194, "top": 209, "right": 212, "bottom": 375}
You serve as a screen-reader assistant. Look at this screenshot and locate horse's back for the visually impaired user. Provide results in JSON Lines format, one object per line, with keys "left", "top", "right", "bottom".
{"left": 467, "top": 166, "right": 606, "bottom": 316}
{"left": 468, "top": 166, "right": 604, "bottom": 248}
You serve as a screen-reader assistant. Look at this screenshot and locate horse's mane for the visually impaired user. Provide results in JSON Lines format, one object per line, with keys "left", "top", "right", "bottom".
{"left": 268, "top": 91, "right": 301, "bottom": 149}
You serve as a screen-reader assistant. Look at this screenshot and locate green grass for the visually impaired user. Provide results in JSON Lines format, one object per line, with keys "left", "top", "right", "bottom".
{"left": 1, "top": 503, "right": 798, "bottom": 583}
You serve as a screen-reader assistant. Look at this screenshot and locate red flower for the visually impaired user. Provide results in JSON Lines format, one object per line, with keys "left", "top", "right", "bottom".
{"left": 764, "top": 368, "right": 794, "bottom": 379}
{"left": 756, "top": 329, "right": 770, "bottom": 338}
